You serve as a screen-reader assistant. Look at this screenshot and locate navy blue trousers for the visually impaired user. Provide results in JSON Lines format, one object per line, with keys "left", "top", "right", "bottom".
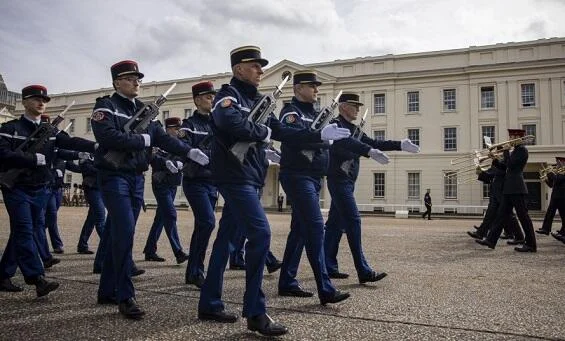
{"left": 143, "top": 183, "right": 182, "bottom": 256}
{"left": 97, "top": 172, "right": 144, "bottom": 302}
{"left": 199, "top": 184, "right": 270, "bottom": 318}
{"left": 183, "top": 181, "right": 217, "bottom": 281}
{"left": 324, "top": 178, "right": 372, "bottom": 278}
{"left": 44, "top": 187, "right": 64, "bottom": 250}
{"left": 0, "top": 186, "right": 49, "bottom": 283}
{"left": 278, "top": 174, "right": 336, "bottom": 299}
{"left": 77, "top": 187, "right": 105, "bottom": 251}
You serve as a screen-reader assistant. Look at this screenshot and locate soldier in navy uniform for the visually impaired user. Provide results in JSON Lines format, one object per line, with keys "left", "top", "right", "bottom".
{"left": 422, "top": 189, "right": 432, "bottom": 220}
{"left": 178, "top": 81, "right": 218, "bottom": 288}
{"left": 74, "top": 154, "right": 105, "bottom": 254}
{"left": 92, "top": 60, "right": 209, "bottom": 319}
{"left": 537, "top": 157, "right": 565, "bottom": 237}
{"left": 547, "top": 157, "right": 565, "bottom": 242}
{"left": 476, "top": 129, "right": 536, "bottom": 252}
{"left": 323, "top": 92, "right": 420, "bottom": 282}
{"left": 142, "top": 117, "right": 188, "bottom": 264}
{"left": 0, "top": 85, "right": 95, "bottom": 295}
{"left": 198, "top": 47, "right": 350, "bottom": 336}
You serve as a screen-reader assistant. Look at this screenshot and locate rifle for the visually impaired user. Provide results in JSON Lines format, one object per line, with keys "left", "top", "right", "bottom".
{"left": 103, "top": 83, "right": 177, "bottom": 168}
{"left": 0, "top": 101, "right": 75, "bottom": 189}
{"left": 340, "top": 108, "right": 368, "bottom": 174}
{"left": 181, "top": 132, "right": 214, "bottom": 178}
{"left": 301, "top": 90, "right": 343, "bottom": 162}
{"left": 230, "top": 71, "right": 291, "bottom": 164}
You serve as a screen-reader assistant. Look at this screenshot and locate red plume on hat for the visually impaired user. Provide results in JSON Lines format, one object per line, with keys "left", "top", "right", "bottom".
{"left": 22, "top": 85, "right": 51, "bottom": 102}
{"left": 192, "top": 81, "right": 216, "bottom": 98}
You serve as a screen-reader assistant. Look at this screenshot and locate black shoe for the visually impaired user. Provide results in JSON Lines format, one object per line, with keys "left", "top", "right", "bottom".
{"left": 473, "top": 225, "right": 480, "bottom": 230}
{"left": 97, "top": 296, "right": 118, "bottom": 305}
{"left": 247, "top": 313, "right": 288, "bottom": 336}
{"left": 328, "top": 271, "right": 349, "bottom": 279}
{"left": 175, "top": 251, "right": 189, "bottom": 264}
{"left": 359, "top": 271, "right": 388, "bottom": 284}
{"left": 475, "top": 239, "right": 495, "bottom": 249}
{"left": 0, "top": 278, "right": 23, "bottom": 292}
{"left": 266, "top": 260, "right": 282, "bottom": 274}
{"left": 198, "top": 310, "right": 238, "bottom": 323}
{"left": 320, "top": 290, "right": 350, "bottom": 305}
{"left": 278, "top": 286, "right": 314, "bottom": 297}
{"left": 43, "top": 257, "right": 61, "bottom": 269}
{"left": 467, "top": 231, "right": 483, "bottom": 239}
{"left": 514, "top": 245, "right": 537, "bottom": 253}
{"left": 185, "top": 276, "right": 204, "bottom": 289}
{"left": 131, "top": 267, "right": 145, "bottom": 277}
{"left": 535, "top": 229, "right": 550, "bottom": 236}
{"left": 144, "top": 254, "right": 165, "bottom": 262}
{"left": 507, "top": 239, "right": 525, "bottom": 245}
{"left": 35, "top": 277, "right": 60, "bottom": 297}
{"left": 229, "top": 264, "right": 245, "bottom": 270}
{"left": 53, "top": 248, "right": 64, "bottom": 254}
{"left": 77, "top": 248, "right": 94, "bottom": 254}
{"left": 118, "top": 298, "right": 145, "bottom": 319}
{"left": 499, "top": 234, "right": 513, "bottom": 240}
{"left": 551, "top": 232, "right": 565, "bottom": 243}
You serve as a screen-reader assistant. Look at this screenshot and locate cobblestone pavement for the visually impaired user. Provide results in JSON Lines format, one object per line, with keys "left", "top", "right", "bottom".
{"left": 0, "top": 206, "right": 564, "bottom": 340}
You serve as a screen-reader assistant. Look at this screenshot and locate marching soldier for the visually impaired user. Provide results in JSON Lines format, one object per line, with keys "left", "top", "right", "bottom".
{"left": 92, "top": 60, "right": 208, "bottom": 319}
{"left": 0, "top": 85, "right": 95, "bottom": 295}
{"left": 143, "top": 117, "right": 188, "bottom": 264}
{"left": 277, "top": 71, "right": 353, "bottom": 301}
{"left": 476, "top": 129, "right": 536, "bottom": 252}
{"left": 323, "top": 92, "right": 420, "bottom": 282}
{"left": 422, "top": 189, "right": 432, "bottom": 220}
{"left": 537, "top": 157, "right": 565, "bottom": 236}
{"left": 198, "top": 46, "right": 350, "bottom": 336}
{"left": 547, "top": 157, "right": 565, "bottom": 242}
{"left": 179, "top": 81, "right": 218, "bottom": 288}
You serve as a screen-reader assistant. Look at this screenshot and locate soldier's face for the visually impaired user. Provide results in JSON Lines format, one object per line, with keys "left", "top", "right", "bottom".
{"left": 339, "top": 103, "right": 360, "bottom": 122}
{"left": 236, "top": 62, "right": 263, "bottom": 86}
{"left": 195, "top": 93, "right": 215, "bottom": 114}
{"left": 295, "top": 83, "right": 318, "bottom": 103}
{"left": 114, "top": 76, "right": 141, "bottom": 98}
{"left": 166, "top": 126, "right": 179, "bottom": 137}
{"left": 22, "top": 97, "right": 47, "bottom": 117}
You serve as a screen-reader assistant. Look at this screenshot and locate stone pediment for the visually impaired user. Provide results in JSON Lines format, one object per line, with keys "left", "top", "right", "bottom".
{"left": 259, "top": 59, "right": 336, "bottom": 89}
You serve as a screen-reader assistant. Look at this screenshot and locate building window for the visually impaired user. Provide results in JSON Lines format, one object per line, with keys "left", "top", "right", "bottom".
{"left": 407, "top": 91, "right": 419, "bottom": 112}
{"left": 69, "top": 119, "right": 75, "bottom": 134}
{"left": 373, "top": 130, "right": 385, "bottom": 141}
{"left": 184, "top": 108, "right": 192, "bottom": 118}
{"left": 407, "top": 129, "right": 420, "bottom": 146}
{"left": 444, "top": 127, "right": 457, "bottom": 151}
{"left": 373, "top": 173, "right": 385, "bottom": 198}
{"left": 162, "top": 110, "right": 170, "bottom": 121}
{"left": 444, "top": 171, "right": 457, "bottom": 199}
{"left": 480, "top": 86, "right": 495, "bottom": 109}
{"left": 521, "top": 83, "right": 536, "bottom": 107}
{"left": 482, "top": 183, "right": 490, "bottom": 199}
{"left": 86, "top": 118, "right": 92, "bottom": 133}
{"left": 481, "top": 126, "right": 495, "bottom": 148}
{"left": 374, "top": 93, "right": 385, "bottom": 114}
{"left": 314, "top": 98, "right": 321, "bottom": 111}
{"left": 408, "top": 172, "right": 420, "bottom": 199}
{"left": 443, "top": 89, "right": 456, "bottom": 111}
{"left": 522, "top": 124, "right": 536, "bottom": 145}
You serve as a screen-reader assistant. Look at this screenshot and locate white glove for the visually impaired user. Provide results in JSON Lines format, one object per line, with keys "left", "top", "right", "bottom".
{"left": 141, "top": 134, "right": 151, "bottom": 147}
{"left": 401, "top": 138, "right": 420, "bottom": 153}
{"left": 176, "top": 161, "right": 184, "bottom": 170}
{"left": 188, "top": 148, "right": 209, "bottom": 166}
{"left": 56, "top": 169, "right": 63, "bottom": 177}
{"left": 78, "top": 152, "right": 91, "bottom": 160}
{"left": 321, "top": 123, "right": 351, "bottom": 141}
{"left": 165, "top": 160, "right": 179, "bottom": 174}
{"left": 265, "top": 149, "right": 281, "bottom": 164}
{"left": 368, "top": 148, "right": 390, "bottom": 164}
{"left": 261, "top": 125, "right": 272, "bottom": 143}
{"left": 36, "top": 153, "right": 46, "bottom": 166}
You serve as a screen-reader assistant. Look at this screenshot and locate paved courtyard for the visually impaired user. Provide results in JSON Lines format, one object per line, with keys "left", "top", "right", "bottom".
{"left": 0, "top": 206, "right": 564, "bottom": 340}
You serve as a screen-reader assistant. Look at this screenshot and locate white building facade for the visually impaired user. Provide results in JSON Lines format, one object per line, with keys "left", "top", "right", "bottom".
{"left": 15, "top": 38, "right": 565, "bottom": 213}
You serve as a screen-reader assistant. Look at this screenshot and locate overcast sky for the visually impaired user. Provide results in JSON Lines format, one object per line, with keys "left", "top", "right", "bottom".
{"left": 1, "top": 0, "right": 564, "bottom": 94}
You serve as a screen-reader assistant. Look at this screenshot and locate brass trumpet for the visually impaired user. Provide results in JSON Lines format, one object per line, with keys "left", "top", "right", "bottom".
{"left": 540, "top": 164, "right": 565, "bottom": 181}
{"left": 484, "top": 135, "right": 535, "bottom": 152}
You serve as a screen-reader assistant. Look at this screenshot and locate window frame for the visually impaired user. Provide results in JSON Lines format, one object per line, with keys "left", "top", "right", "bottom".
{"left": 373, "top": 172, "right": 385, "bottom": 198}
{"left": 373, "top": 93, "right": 386, "bottom": 115}
{"left": 520, "top": 82, "right": 536, "bottom": 108}
{"left": 480, "top": 125, "right": 495, "bottom": 149}
{"left": 443, "top": 127, "right": 457, "bottom": 152}
{"left": 407, "top": 172, "right": 421, "bottom": 200}
{"left": 443, "top": 171, "right": 458, "bottom": 200}
{"left": 407, "top": 91, "right": 420, "bottom": 113}
{"left": 373, "top": 129, "right": 386, "bottom": 141}
{"left": 442, "top": 88, "right": 457, "bottom": 112}
{"left": 407, "top": 128, "right": 420, "bottom": 146}
{"left": 480, "top": 85, "right": 496, "bottom": 110}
